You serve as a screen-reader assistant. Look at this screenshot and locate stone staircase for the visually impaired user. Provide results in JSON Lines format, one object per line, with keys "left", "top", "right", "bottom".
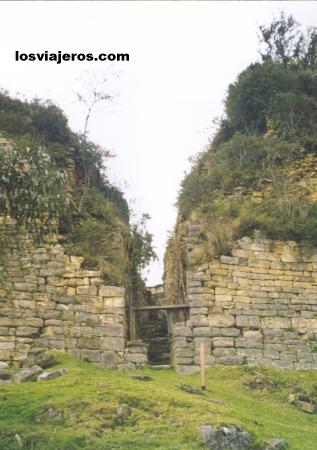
{"left": 139, "top": 318, "right": 170, "bottom": 365}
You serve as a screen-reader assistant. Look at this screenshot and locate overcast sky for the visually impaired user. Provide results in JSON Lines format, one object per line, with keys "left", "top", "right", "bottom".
{"left": 0, "top": 1, "right": 316, "bottom": 285}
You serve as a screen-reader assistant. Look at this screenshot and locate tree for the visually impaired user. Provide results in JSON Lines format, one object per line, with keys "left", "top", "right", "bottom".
{"left": 259, "top": 12, "right": 317, "bottom": 67}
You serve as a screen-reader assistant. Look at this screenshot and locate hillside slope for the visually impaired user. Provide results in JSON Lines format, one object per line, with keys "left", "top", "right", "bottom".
{"left": 1, "top": 353, "right": 317, "bottom": 449}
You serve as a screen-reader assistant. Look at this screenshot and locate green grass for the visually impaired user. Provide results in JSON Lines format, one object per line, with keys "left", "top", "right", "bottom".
{"left": 1, "top": 353, "right": 317, "bottom": 449}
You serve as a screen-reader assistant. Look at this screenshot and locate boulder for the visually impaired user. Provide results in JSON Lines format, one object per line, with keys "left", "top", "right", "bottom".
{"left": 0, "top": 362, "right": 9, "bottom": 370}
{"left": 22, "top": 349, "right": 55, "bottom": 369}
{"left": 265, "top": 438, "right": 288, "bottom": 449}
{"left": 199, "top": 424, "right": 254, "bottom": 450}
{"left": 11, "top": 366, "right": 43, "bottom": 383}
{"left": 116, "top": 404, "right": 132, "bottom": 420}
{"left": 37, "top": 368, "right": 68, "bottom": 381}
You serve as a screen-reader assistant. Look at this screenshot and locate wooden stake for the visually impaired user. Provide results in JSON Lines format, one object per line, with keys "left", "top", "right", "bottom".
{"left": 200, "top": 342, "right": 206, "bottom": 390}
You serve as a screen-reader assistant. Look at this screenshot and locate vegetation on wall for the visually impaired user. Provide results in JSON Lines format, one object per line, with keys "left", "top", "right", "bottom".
{"left": 0, "top": 91, "right": 155, "bottom": 290}
{"left": 178, "top": 13, "right": 317, "bottom": 245}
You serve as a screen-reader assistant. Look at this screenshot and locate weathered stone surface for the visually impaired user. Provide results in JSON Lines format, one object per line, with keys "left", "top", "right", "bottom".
{"left": 212, "top": 337, "right": 234, "bottom": 348}
{"left": 22, "top": 350, "right": 55, "bottom": 369}
{"left": 209, "top": 315, "right": 235, "bottom": 328}
{"left": 99, "top": 286, "right": 125, "bottom": 298}
{"left": 175, "top": 365, "right": 200, "bottom": 375}
{"left": 199, "top": 424, "right": 254, "bottom": 450}
{"left": 116, "top": 404, "right": 131, "bottom": 420}
{"left": 264, "top": 438, "right": 289, "bottom": 449}
{"left": 38, "top": 368, "right": 68, "bottom": 381}
{"left": 294, "top": 400, "right": 316, "bottom": 414}
{"left": 12, "top": 365, "right": 43, "bottom": 383}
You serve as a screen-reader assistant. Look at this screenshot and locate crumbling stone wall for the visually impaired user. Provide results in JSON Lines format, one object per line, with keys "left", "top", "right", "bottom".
{"left": 172, "top": 236, "right": 317, "bottom": 371}
{"left": 0, "top": 220, "right": 130, "bottom": 368}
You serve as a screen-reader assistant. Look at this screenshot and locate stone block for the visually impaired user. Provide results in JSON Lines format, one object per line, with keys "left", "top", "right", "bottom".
{"left": 101, "top": 337, "right": 125, "bottom": 352}
{"left": 77, "top": 286, "right": 97, "bottom": 296}
{"left": 173, "top": 326, "right": 193, "bottom": 337}
{"left": 125, "top": 353, "right": 147, "bottom": 364}
{"left": 218, "top": 356, "right": 245, "bottom": 365}
{"left": 193, "top": 327, "right": 211, "bottom": 337}
{"left": 101, "top": 351, "right": 118, "bottom": 366}
{"left": 175, "top": 365, "right": 199, "bottom": 375}
{"left": 77, "top": 337, "right": 100, "bottom": 349}
{"left": 212, "top": 337, "right": 234, "bottom": 348}
{"left": 81, "top": 349, "right": 100, "bottom": 362}
{"left": 209, "top": 314, "right": 235, "bottom": 328}
{"left": 221, "top": 328, "right": 240, "bottom": 337}
{"left": 99, "top": 286, "right": 125, "bottom": 298}
{"left": 174, "top": 348, "right": 194, "bottom": 358}
{"left": 16, "top": 327, "right": 38, "bottom": 337}
{"left": 213, "top": 348, "right": 236, "bottom": 357}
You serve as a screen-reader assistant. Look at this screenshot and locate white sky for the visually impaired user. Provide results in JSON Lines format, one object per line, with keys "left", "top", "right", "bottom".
{"left": 0, "top": 1, "right": 316, "bottom": 285}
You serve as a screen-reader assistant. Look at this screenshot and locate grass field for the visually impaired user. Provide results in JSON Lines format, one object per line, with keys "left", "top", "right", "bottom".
{"left": 1, "top": 353, "right": 317, "bottom": 449}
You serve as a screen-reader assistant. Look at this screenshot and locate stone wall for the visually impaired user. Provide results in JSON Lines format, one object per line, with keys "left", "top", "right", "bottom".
{"left": 172, "top": 236, "right": 317, "bottom": 371}
{"left": 0, "top": 221, "right": 130, "bottom": 368}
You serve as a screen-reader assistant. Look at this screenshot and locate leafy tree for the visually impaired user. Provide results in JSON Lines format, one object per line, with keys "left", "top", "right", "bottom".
{"left": 259, "top": 12, "right": 317, "bottom": 67}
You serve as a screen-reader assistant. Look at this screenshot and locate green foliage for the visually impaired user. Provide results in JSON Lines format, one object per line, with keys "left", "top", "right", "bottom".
{"left": 178, "top": 13, "right": 317, "bottom": 248}
{"left": 239, "top": 199, "right": 317, "bottom": 245}
{"left": 0, "top": 136, "right": 68, "bottom": 240}
{"left": 259, "top": 12, "right": 317, "bottom": 67}
{"left": 0, "top": 91, "right": 71, "bottom": 144}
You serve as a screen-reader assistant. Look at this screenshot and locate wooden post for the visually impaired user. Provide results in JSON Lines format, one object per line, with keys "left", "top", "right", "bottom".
{"left": 200, "top": 342, "right": 206, "bottom": 390}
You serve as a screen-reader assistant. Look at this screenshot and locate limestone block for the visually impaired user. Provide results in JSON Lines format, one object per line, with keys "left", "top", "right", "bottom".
{"left": 209, "top": 314, "right": 235, "bottom": 328}
{"left": 272, "top": 360, "right": 294, "bottom": 369}
{"left": 47, "top": 339, "right": 65, "bottom": 350}
{"left": 101, "top": 324, "right": 124, "bottom": 337}
{"left": 37, "top": 310, "right": 61, "bottom": 320}
{"left": 236, "top": 349, "right": 263, "bottom": 358}
{"left": 212, "top": 337, "right": 234, "bottom": 348}
{"left": 174, "top": 348, "right": 194, "bottom": 358}
{"left": 210, "top": 327, "right": 221, "bottom": 337}
{"left": 264, "top": 351, "right": 280, "bottom": 360}
{"left": 75, "top": 312, "right": 98, "bottom": 323}
{"left": 13, "top": 300, "right": 36, "bottom": 310}
{"left": 193, "top": 327, "right": 211, "bottom": 337}
{"left": 194, "top": 354, "right": 216, "bottom": 366}
{"left": 0, "top": 350, "right": 11, "bottom": 360}
{"left": 14, "top": 283, "right": 35, "bottom": 292}
{"left": 190, "top": 307, "right": 209, "bottom": 315}
{"left": 243, "top": 330, "right": 262, "bottom": 339}
{"left": 292, "top": 318, "right": 317, "bottom": 330}
{"left": 191, "top": 315, "right": 209, "bottom": 327}
{"left": 173, "top": 357, "right": 194, "bottom": 365}
{"left": 77, "top": 337, "right": 100, "bottom": 349}
{"left": 16, "top": 327, "right": 38, "bottom": 337}
{"left": 175, "top": 365, "right": 199, "bottom": 375}
{"left": 25, "top": 318, "right": 44, "bottom": 327}
{"left": 220, "top": 256, "right": 239, "bottom": 265}
{"left": 125, "top": 353, "right": 148, "bottom": 364}
{"left": 218, "top": 356, "right": 245, "bottom": 365}
{"left": 262, "top": 318, "right": 291, "bottom": 329}
{"left": 221, "top": 328, "right": 240, "bottom": 337}
{"left": 101, "top": 337, "right": 125, "bottom": 352}
{"left": 70, "top": 255, "right": 84, "bottom": 266}
{"left": 81, "top": 349, "right": 100, "bottom": 362}
{"left": 213, "top": 348, "right": 236, "bottom": 357}
{"left": 101, "top": 350, "right": 118, "bottom": 366}
{"left": 99, "top": 286, "right": 125, "bottom": 298}
{"left": 77, "top": 286, "right": 97, "bottom": 296}
{"left": 0, "top": 342, "right": 15, "bottom": 350}
{"left": 189, "top": 300, "right": 212, "bottom": 308}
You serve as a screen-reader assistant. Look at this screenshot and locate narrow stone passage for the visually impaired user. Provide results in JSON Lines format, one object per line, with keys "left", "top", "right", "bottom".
{"left": 139, "top": 316, "right": 170, "bottom": 365}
